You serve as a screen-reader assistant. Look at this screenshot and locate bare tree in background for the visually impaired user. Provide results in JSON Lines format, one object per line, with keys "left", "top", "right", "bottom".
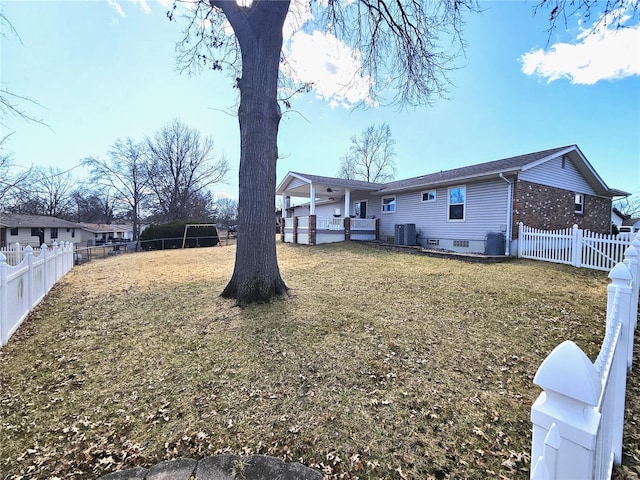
{"left": 83, "top": 138, "right": 149, "bottom": 240}
{"left": 0, "top": 136, "right": 31, "bottom": 208}
{"left": 338, "top": 123, "right": 397, "bottom": 183}
{"left": 72, "top": 186, "right": 118, "bottom": 224}
{"left": 214, "top": 196, "right": 239, "bottom": 230}
{"left": 146, "top": 119, "right": 229, "bottom": 223}
{"left": 171, "top": 0, "right": 480, "bottom": 306}
{"left": 614, "top": 196, "right": 640, "bottom": 219}
{"left": 11, "top": 166, "right": 75, "bottom": 218}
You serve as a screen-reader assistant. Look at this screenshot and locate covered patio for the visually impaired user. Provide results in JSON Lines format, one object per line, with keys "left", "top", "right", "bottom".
{"left": 276, "top": 172, "right": 380, "bottom": 246}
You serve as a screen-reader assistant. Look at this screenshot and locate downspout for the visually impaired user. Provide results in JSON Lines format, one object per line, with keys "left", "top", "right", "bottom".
{"left": 499, "top": 173, "right": 512, "bottom": 256}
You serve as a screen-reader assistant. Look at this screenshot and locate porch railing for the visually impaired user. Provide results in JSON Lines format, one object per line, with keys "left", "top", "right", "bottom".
{"left": 317, "top": 217, "right": 343, "bottom": 230}
{"left": 351, "top": 218, "right": 376, "bottom": 230}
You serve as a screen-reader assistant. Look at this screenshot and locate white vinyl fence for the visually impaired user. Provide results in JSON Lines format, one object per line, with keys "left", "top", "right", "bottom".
{"left": 0, "top": 243, "right": 46, "bottom": 267}
{"left": 530, "top": 234, "right": 640, "bottom": 479}
{"left": 0, "top": 242, "right": 74, "bottom": 347}
{"left": 518, "top": 223, "right": 633, "bottom": 271}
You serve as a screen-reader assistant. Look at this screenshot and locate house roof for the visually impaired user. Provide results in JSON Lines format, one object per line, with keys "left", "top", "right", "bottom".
{"left": 277, "top": 145, "right": 628, "bottom": 199}
{"left": 0, "top": 213, "right": 80, "bottom": 229}
{"left": 378, "top": 145, "right": 573, "bottom": 193}
{"left": 80, "top": 223, "right": 129, "bottom": 234}
{"left": 622, "top": 217, "right": 640, "bottom": 227}
{"left": 276, "top": 172, "right": 380, "bottom": 200}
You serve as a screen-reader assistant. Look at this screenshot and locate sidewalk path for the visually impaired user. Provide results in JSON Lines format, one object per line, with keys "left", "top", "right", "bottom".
{"left": 98, "top": 455, "right": 323, "bottom": 480}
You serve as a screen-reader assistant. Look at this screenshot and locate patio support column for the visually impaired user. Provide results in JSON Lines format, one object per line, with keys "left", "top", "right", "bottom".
{"left": 293, "top": 216, "right": 299, "bottom": 244}
{"left": 281, "top": 194, "right": 289, "bottom": 218}
{"left": 309, "top": 215, "right": 316, "bottom": 246}
{"left": 344, "top": 217, "right": 351, "bottom": 241}
{"left": 309, "top": 184, "right": 316, "bottom": 215}
{"left": 344, "top": 189, "right": 351, "bottom": 217}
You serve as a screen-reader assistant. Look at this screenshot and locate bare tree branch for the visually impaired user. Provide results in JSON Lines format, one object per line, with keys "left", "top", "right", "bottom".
{"left": 338, "top": 123, "right": 397, "bottom": 183}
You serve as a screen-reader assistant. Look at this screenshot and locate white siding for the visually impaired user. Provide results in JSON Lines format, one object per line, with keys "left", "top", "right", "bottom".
{"left": 520, "top": 155, "right": 595, "bottom": 194}
{"left": 5, "top": 227, "right": 77, "bottom": 247}
{"left": 377, "top": 179, "right": 511, "bottom": 242}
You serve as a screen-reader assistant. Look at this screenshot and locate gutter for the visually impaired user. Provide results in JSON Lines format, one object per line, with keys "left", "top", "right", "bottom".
{"left": 499, "top": 173, "right": 512, "bottom": 256}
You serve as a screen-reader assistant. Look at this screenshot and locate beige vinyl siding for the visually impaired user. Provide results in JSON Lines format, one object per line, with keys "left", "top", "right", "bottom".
{"left": 377, "top": 179, "right": 510, "bottom": 241}
{"left": 519, "top": 155, "right": 595, "bottom": 194}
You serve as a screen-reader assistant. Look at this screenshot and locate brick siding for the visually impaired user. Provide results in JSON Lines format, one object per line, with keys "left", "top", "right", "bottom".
{"left": 512, "top": 180, "right": 611, "bottom": 239}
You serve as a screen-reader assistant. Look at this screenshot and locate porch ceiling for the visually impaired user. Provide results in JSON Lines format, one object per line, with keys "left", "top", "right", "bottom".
{"left": 277, "top": 172, "right": 381, "bottom": 201}
{"left": 282, "top": 182, "right": 346, "bottom": 201}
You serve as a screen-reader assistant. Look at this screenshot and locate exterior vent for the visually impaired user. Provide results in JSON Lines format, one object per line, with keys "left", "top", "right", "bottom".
{"left": 428, "top": 239, "right": 439, "bottom": 246}
{"left": 453, "top": 240, "right": 469, "bottom": 248}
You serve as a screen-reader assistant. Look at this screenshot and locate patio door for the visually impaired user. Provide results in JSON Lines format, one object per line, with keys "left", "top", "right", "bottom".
{"left": 355, "top": 201, "right": 367, "bottom": 219}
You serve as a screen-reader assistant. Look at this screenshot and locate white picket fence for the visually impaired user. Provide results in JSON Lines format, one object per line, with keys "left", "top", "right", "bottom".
{"left": 530, "top": 233, "right": 640, "bottom": 479}
{"left": 0, "top": 243, "right": 45, "bottom": 267}
{"left": 0, "top": 242, "right": 75, "bottom": 347}
{"left": 518, "top": 223, "right": 633, "bottom": 271}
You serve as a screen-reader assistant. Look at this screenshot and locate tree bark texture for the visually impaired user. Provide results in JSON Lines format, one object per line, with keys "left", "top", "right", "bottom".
{"left": 215, "top": 0, "right": 290, "bottom": 306}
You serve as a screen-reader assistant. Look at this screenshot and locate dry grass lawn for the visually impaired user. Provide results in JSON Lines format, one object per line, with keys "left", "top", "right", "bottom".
{"left": 1, "top": 241, "right": 638, "bottom": 479}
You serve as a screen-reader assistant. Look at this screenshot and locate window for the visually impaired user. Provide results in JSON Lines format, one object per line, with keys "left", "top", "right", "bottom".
{"left": 382, "top": 196, "right": 396, "bottom": 213}
{"left": 31, "top": 228, "right": 40, "bottom": 237}
{"left": 575, "top": 193, "right": 584, "bottom": 213}
{"left": 421, "top": 190, "right": 436, "bottom": 203}
{"left": 50, "top": 228, "right": 58, "bottom": 239}
{"left": 10, "top": 227, "right": 18, "bottom": 236}
{"left": 71, "top": 228, "right": 75, "bottom": 238}
{"left": 354, "top": 201, "right": 367, "bottom": 219}
{"left": 448, "top": 186, "right": 465, "bottom": 220}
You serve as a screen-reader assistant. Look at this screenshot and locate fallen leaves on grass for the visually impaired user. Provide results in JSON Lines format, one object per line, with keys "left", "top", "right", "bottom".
{"left": 0, "top": 242, "right": 636, "bottom": 479}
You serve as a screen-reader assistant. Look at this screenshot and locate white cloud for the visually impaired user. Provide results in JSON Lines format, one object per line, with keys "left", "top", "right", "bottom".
{"left": 131, "top": 0, "right": 152, "bottom": 14}
{"left": 282, "top": 30, "right": 374, "bottom": 108}
{"left": 107, "top": 0, "right": 126, "bottom": 17}
{"left": 520, "top": 8, "right": 640, "bottom": 84}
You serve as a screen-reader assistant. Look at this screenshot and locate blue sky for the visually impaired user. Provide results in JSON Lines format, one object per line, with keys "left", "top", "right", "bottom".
{"left": 1, "top": 0, "right": 639, "bottom": 203}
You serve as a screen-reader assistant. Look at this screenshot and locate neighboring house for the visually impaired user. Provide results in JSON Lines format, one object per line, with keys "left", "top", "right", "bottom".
{"left": 78, "top": 223, "right": 132, "bottom": 245}
{"left": 621, "top": 217, "right": 640, "bottom": 234}
{"left": 276, "top": 145, "right": 628, "bottom": 254}
{"left": 0, "top": 213, "right": 81, "bottom": 248}
{"left": 611, "top": 207, "right": 627, "bottom": 230}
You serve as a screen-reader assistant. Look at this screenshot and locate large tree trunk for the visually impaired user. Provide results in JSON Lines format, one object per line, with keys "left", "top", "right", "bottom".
{"left": 216, "top": 0, "right": 290, "bottom": 306}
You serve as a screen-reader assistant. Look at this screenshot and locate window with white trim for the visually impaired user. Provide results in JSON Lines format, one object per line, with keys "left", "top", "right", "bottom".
{"left": 382, "top": 196, "right": 396, "bottom": 213}
{"left": 575, "top": 193, "right": 584, "bottom": 213}
{"left": 421, "top": 190, "right": 436, "bottom": 203}
{"left": 448, "top": 186, "right": 465, "bottom": 220}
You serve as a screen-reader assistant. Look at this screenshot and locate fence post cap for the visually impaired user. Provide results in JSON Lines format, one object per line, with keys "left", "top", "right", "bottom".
{"left": 608, "top": 262, "right": 632, "bottom": 282}
{"left": 625, "top": 244, "right": 638, "bottom": 259}
{"left": 534, "top": 340, "right": 600, "bottom": 405}
{"left": 24, "top": 245, "right": 33, "bottom": 254}
{"left": 40, "top": 243, "right": 48, "bottom": 250}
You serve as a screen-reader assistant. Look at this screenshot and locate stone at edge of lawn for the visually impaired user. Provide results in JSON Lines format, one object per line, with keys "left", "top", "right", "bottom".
{"left": 98, "top": 467, "right": 148, "bottom": 480}
{"left": 147, "top": 458, "right": 198, "bottom": 480}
